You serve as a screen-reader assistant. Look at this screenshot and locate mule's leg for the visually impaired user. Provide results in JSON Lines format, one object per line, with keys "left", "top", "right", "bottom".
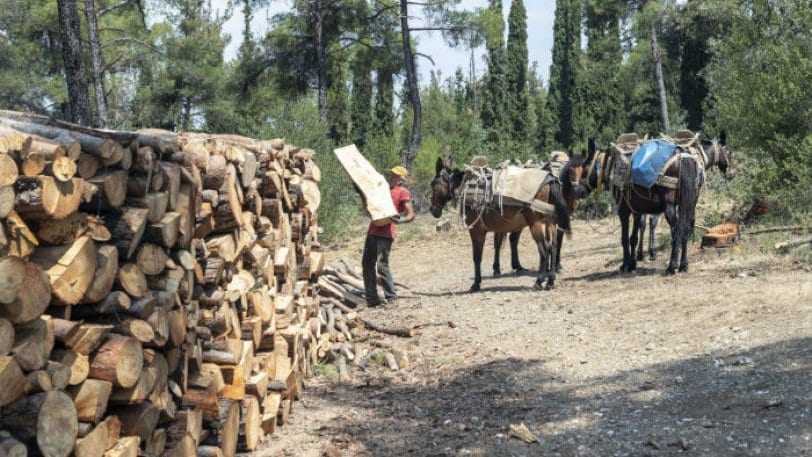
{"left": 664, "top": 204, "right": 680, "bottom": 275}
{"left": 629, "top": 214, "right": 641, "bottom": 272}
{"left": 548, "top": 225, "right": 558, "bottom": 289}
{"left": 619, "top": 206, "right": 633, "bottom": 273}
{"left": 529, "top": 221, "right": 552, "bottom": 290}
{"left": 509, "top": 231, "right": 527, "bottom": 273}
{"left": 649, "top": 215, "right": 659, "bottom": 261}
{"left": 469, "top": 229, "right": 486, "bottom": 292}
{"left": 493, "top": 232, "right": 504, "bottom": 277}
{"left": 636, "top": 216, "right": 647, "bottom": 261}
{"left": 678, "top": 214, "right": 692, "bottom": 272}
{"left": 555, "top": 229, "right": 564, "bottom": 273}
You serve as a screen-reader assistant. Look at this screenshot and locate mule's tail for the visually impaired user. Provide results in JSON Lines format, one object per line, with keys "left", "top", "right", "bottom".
{"left": 678, "top": 155, "right": 699, "bottom": 239}
{"left": 551, "top": 181, "right": 572, "bottom": 238}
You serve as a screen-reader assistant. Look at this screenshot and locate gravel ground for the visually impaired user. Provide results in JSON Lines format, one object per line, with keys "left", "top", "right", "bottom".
{"left": 253, "top": 216, "right": 812, "bottom": 457}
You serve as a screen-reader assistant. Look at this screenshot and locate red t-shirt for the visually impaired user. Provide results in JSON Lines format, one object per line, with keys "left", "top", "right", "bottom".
{"left": 368, "top": 185, "right": 411, "bottom": 239}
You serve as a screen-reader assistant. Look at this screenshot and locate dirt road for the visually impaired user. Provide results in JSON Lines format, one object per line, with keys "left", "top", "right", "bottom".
{"left": 257, "top": 217, "right": 812, "bottom": 457}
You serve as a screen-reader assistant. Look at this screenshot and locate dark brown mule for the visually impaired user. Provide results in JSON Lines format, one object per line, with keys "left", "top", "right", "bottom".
{"left": 582, "top": 138, "right": 732, "bottom": 274}
{"left": 430, "top": 158, "right": 572, "bottom": 291}
{"left": 492, "top": 155, "right": 590, "bottom": 274}
{"left": 634, "top": 136, "right": 734, "bottom": 262}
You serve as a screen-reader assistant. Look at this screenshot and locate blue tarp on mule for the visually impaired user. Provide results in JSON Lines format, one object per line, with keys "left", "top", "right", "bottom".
{"left": 631, "top": 139, "right": 680, "bottom": 188}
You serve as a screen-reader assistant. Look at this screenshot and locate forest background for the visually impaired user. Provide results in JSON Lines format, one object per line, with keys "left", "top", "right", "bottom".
{"left": 1, "top": 0, "right": 809, "bottom": 238}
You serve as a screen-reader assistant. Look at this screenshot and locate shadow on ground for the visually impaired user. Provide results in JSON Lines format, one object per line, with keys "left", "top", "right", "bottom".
{"left": 312, "top": 338, "right": 812, "bottom": 456}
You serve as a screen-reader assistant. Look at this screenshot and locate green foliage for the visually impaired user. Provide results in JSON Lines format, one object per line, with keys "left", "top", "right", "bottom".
{"left": 480, "top": 0, "right": 508, "bottom": 145}
{"left": 706, "top": 0, "right": 812, "bottom": 217}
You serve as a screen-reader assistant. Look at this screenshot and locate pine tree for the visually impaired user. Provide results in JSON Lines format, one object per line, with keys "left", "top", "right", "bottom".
{"left": 506, "top": 0, "right": 529, "bottom": 142}
{"left": 374, "top": 68, "right": 395, "bottom": 137}
{"left": 327, "top": 44, "right": 349, "bottom": 142}
{"left": 480, "top": 0, "right": 508, "bottom": 145}
{"left": 546, "top": 0, "right": 581, "bottom": 149}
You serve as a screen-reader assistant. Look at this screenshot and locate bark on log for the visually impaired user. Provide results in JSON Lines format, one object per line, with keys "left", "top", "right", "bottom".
{"left": 89, "top": 335, "right": 143, "bottom": 388}
{"left": 145, "top": 212, "right": 180, "bottom": 249}
{"left": 0, "top": 318, "right": 14, "bottom": 356}
{"left": 106, "top": 207, "right": 148, "bottom": 260}
{"left": 86, "top": 171, "right": 128, "bottom": 210}
{"left": 0, "top": 391, "right": 78, "bottom": 457}
{"left": 117, "top": 263, "right": 148, "bottom": 298}
{"left": 0, "top": 434, "right": 27, "bottom": 457}
{"left": 4, "top": 211, "right": 39, "bottom": 257}
{"left": 15, "top": 176, "right": 89, "bottom": 221}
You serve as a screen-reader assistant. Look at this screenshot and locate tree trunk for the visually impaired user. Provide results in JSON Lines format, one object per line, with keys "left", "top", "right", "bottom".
{"left": 57, "top": 0, "right": 92, "bottom": 126}
{"left": 313, "top": 0, "right": 327, "bottom": 121}
{"left": 83, "top": 0, "right": 108, "bottom": 127}
{"left": 400, "top": 0, "right": 421, "bottom": 169}
{"left": 651, "top": 23, "right": 670, "bottom": 132}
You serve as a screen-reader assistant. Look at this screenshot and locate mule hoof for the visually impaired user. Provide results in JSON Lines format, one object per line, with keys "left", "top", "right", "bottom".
{"left": 678, "top": 264, "right": 689, "bottom": 273}
{"left": 649, "top": 253, "right": 657, "bottom": 261}
{"left": 636, "top": 254, "right": 645, "bottom": 261}
{"left": 664, "top": 267, "right": 677, "bottom": 276}
{"left": 469, "top": 284, "right": 481, "bottom": 293}
{"left": 514, "top": 267, "right": 528, "bottom": 276}
{"left": 493, "top": 269, "right": 502, "bottom": 278}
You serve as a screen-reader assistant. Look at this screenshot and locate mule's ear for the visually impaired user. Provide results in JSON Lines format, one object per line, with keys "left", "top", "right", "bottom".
{"left": 719, "top": 130, "right": 728, "bottom": 146}
{"left": 587, "top": 138, "right": 597, "bottom": 162}
{"left": 435, "top": 157, "right": 444, "bottom": 175}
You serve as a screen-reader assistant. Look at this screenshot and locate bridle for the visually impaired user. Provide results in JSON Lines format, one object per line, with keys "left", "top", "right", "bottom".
{"left": 432, "top": 168, "right": 459, "bottom": 209}
{"left": 584, "top": 151, "right": 608, "bottom": 193}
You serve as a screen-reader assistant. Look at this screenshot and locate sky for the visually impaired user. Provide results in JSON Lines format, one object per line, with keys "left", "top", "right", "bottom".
{"left": 213, "top": 0, "right": 556, "bottom": 85}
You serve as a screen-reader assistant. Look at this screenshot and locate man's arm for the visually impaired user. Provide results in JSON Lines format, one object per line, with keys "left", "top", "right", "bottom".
{"left": 398, "top": 201, "right": 416, "bottom": 224}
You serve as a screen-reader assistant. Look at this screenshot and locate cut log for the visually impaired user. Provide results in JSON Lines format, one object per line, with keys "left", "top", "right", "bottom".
{"left": 145, "top": 212, "right": 180, "bottom": 249}
{"left": 197, "top": 446, "right": 223, "bottom": 457}
{"left": 106, "top": 207, "right": 149, "bottom": 260}
{"left": 89, "top": 335, "right": 143, "bottom": 388}
{"left": 0, "top": 153, "right": 18, "bottom": 187}
{"left": 4, "top": 211, "right": 39, "bottom": 257}
{"left": 217, "top": 400, "right": 240, "bottom": 457}
{"left": 130, "top": 192, "right": 168, "bottom": 225}
{"left": 136, "top": 243, "right": 168, "bottom": 276}
{"left": 175, "top": 184, "right": 195, "bottom": 249}
{"left": 76, "top": 153, "right": 100, "bottom": 180}
{"left": 0, "top": 185, "right": 14, "bottom": 219}
{"left": 112, "top": 318, "right": 155, "bottom": 344}
{"left": 12, "top": 317, "right": 54, "bottom": 371}
{"left": 48, "top": 156, "right": 77, "bottom": 182}
{"left": 109, "top": 358, "right": 156, "bottom": 404}
{"left": 165, "top": 409, "right": 202, "bottom": 449}
{"left": 21, "top": 152, "right": 46, "bottom": 177}
{"left": 117, "top": 263, "right": 148, "bottom": 298}
{"left": 0, "top": 318, "right": 13, "bottom": 356}
{"left": 0, "top": 391, "right": 78, "bottom": 457}
{"left": 30, "top": 236, "right": 97, "bottom": 305}
{"left": 81, "top": 245, "right": 119, "bottom": 304}
{"left": 74, "top": 416, "right": 121, "bottom": 457}
{"left": 0, "top": 434, "right": 27, "bottom": 457}
{"left": 112, "top": 401, "right": 160, "bottom": 442}
{"left": 240, "top": 395, "right": 262, "bottom": 451}
{"left": 15, "top": 176, "right": 87, "bottom": 221}
{"left": 68, "top": 379, "right": 112, "bottom": 423}
{"left": 0, "top": 257, "right": 51, "bottom": 324}
{"left": 145, "top": 429, "right": 166, "bottom": 457}
{"left": 181, "top": 385, "right": 219, "bottom": 420}
{"left": 86, "top": 171, "right": 128, "bottom": 210}
{"left": 159, "top": 162, "right": 181, "bottom": 210}
{"left": 61, "top": 324, "right": 113, "bottom": 355}
{"left": 103, "top": 437, "right": 139, "bottom": 457}
{"left": 0, "top": 115, "right": 116, "bottom": 159}
{"left": 51, "top": 349, "right": 89, "bottom": 385}
{"left": 26, "top": 369, "right": 54, "bottom": 393}
{"left": 46, "top": 361, "right": 72, "bottom": 390}
{"left": 0, "top": 356, "right": 27, "bottom": 407}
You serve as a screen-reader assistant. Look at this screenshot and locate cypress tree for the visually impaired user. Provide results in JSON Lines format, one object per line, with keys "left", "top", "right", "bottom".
{"left": 480, "top": 0, "right": 508, "bottom": 145}
{"left": 506, "top": 0, "right": 529, "bottom": 142}
{"left": 350, "top": 48, "right": 373, "bottom": 147}
{"left": 374, "top": 68, "right": 395, "bottom": 137}
{"left": 546, "top": 0, "right": 581, "bottom": 149}
{"left": 581, "top": 0, "right": 624, "bottom": 145}
{"left": 327, "top": 44, "right": 349, "bottom": 142}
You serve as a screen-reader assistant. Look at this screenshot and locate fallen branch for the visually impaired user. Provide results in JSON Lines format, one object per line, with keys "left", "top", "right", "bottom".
{"left": 775, "top": 236, "right": 812, "bottom": 252}
{"left": 358, "top": 318, "right": 416, "bottom": 338}
{"left": 745, "top": 225, "right": 809, "bottom": 235}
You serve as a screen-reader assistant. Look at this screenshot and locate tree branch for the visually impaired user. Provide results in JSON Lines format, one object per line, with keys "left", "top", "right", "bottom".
{"left": 415, "top": 52, "right": 436, "bottom": 66}
{"left": 99, "top": 0, "right": 136, "bottom": 16}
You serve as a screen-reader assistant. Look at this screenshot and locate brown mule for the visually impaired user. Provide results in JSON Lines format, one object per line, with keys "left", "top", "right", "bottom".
{"left": 492, "top": 155, "right": 590, "bottom": 274}
{"left": 430, "top": 158, "right": 572, "bottom": 291}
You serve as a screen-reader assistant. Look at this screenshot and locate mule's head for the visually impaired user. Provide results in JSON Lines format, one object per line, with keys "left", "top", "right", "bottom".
{"left": 430, "top": 156, "right": 459, "bottom": 218}
{"left": 581, "top": 138, "right": 603, "bottom": 193}
{"left": 708, "top": 132, "right": 735, "bottom": 178}
{"left": 561, "top": 154, "right": 590, "bottom": 200}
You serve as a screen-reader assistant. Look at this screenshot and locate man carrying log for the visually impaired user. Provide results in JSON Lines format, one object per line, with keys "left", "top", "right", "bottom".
{"left": 362, "top": 166, "right": 415, "bottom": 306}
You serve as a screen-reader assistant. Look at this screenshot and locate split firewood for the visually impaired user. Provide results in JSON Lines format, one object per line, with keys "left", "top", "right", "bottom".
{"left": 0, "top": 256, "right": 51, "bottom": 324}
{"left": 0, "top": 391, "right": 79, "bottom": 457}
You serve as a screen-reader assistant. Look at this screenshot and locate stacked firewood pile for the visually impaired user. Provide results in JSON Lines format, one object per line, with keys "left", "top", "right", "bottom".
{"left": 0, "top": 110, "right": 324, "bottom": 457}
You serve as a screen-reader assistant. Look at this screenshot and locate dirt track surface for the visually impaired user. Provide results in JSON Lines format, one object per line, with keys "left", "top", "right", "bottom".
{"left": 256, "top": 217, "right": 812, "bottom": 457}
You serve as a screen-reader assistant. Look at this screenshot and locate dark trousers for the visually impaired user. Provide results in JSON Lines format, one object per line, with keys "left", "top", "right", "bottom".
{"left": 362, "top": 235, "right": 397, "bottom": 304}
